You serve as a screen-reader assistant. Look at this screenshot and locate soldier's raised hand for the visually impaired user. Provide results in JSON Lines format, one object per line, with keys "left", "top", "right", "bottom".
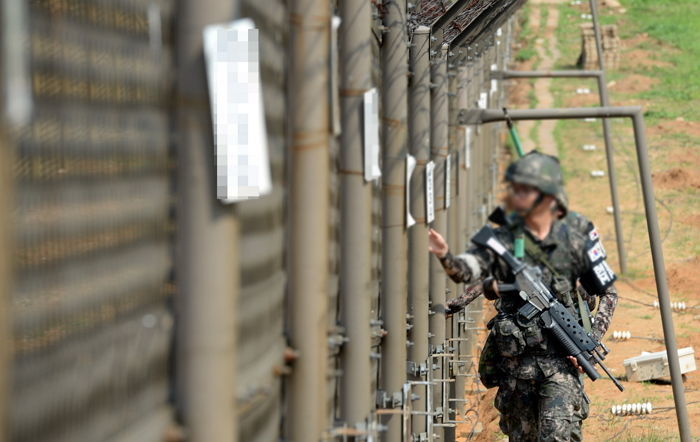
{"left": 428, "top": 228, "right": 449, "bottom": 258}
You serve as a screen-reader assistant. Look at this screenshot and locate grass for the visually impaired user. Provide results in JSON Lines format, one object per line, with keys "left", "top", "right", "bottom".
{"left": 515, "top": 47, "right": 537, "bottom": 63}
{"left": 540, "top": 5, "right": 549, "bottom": 27}
{"left": 665, "top": 131, "right": 700, "bottom": 149}
{"left": 514, "top": 4, "right": 540, "bottom": 66}
{"left": 619, "top": 0, "right": 700, "bottom": 121}
{"left": 529, "top": 121, "right": 540, "bottom": 147}
{"left": 679, "top": 322, "right": 700, "bottom": 334}
{"left": 612, "top": 430, "right": 679, "bottom": 442}
{"left": 554, "top": 3, "right": 581, "bottom": 69}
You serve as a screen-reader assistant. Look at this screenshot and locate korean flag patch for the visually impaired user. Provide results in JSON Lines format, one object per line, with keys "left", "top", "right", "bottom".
{"left": 587, "top": 241, "right": 606, "bottom": 262}
{"left": 588, "top": 227, "right": 599, "bottom": 242}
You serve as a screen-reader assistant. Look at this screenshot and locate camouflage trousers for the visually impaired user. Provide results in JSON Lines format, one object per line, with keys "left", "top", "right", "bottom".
{"left": 494, "top": 368, "right": 589, "bottom": 441}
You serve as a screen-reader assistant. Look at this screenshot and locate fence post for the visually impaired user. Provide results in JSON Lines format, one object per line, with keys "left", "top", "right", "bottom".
{"left": 379, "top": 0, "right": 409, "bottom": 439}
{"left": 338, "top": 0, "right": 373, "bottom": 428}
{"left": 286, "top": 0, "right": 332, "bottom": 439}
{"left": 174, "top": 0, "right": 240, "bottom": 440}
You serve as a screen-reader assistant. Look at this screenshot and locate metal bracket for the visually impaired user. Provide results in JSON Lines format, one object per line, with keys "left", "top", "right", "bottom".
{"left": 413, "top": 432, "right": 429, "bottom": 442}
{"left": 407, "top": 361, "right": 428, "bottom": 377}
{"left": 376, "top": 390, "right": 403, "bottom": 409}
{"left": 328, "top": 333, "right": 350, "bottom": 349}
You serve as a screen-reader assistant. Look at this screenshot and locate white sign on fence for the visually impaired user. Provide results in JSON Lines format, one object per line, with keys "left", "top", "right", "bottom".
{"left": 425, "top": 161, "right": 435, "bottom": 224}
{"left": 363, "top": 88, "right": 382, "bottom": 182}
{"left": 445, "top": 154, "right": 451, "bottom": 209}
{"left": 406, "top": 154, "right": 416, "bottom": 228}
{"left": 203, "top": 18, "right": 272, "bottom": 203}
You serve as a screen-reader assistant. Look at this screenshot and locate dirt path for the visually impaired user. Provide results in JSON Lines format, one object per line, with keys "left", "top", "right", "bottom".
{"left": 518, "top": 0, "right": 564, "bottom": 156}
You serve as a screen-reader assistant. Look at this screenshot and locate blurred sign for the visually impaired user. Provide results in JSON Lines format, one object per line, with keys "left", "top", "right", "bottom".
{"left": 406, "top": 154, "right": 416, "bottom": 228}
{"left": 330, "top": 16, "right": 342, "bottom": 135}
{"left": 445, "top": 154, "right": 451, "bottom": 209}
{"left": 2, "top": 0, "right": 31, "bottom": 127}
{"left": 426, "top": 161, "right": 435, "bottom": 224}
{"left": 464, "top": 126, "right": 473, "bottom": 169}
{"left": 363, "top": 88, "right": 382, "bottom": 182}
{"left": 203, "top": 18, "right": 272, "bottom": 203}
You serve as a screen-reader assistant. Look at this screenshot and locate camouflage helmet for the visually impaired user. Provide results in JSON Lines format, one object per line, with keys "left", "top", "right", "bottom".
{"left": 554, "top": 187, "right": 569, "bottom": 218}
{"left": 505, "top": 150, "right": 568, "bottom": 216}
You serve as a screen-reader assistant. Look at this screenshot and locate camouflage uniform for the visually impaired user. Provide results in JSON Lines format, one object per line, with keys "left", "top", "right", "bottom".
{"left": 440, "top": 152, "right": 618, "bottom": 441}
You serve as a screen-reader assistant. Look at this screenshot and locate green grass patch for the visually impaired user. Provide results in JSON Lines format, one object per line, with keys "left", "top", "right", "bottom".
{"left": 679, "top": 322, "right": 700, "bottom": 334}
{"left": 540, "top": 5, "right": 549, "bottom": 28}
{"left": 515, "top": 47, "right": 537, "bottom": 63}
{"left": 613, "top": 429, "right": 678, "bottom": 442}
{"left": 529, "top": 122, "right": 540, "bottom": 147}
{"left": 554, "top": 3, "right": 582, "bottom": 69}
{"left": 620, "top": 0, "right": 700, "bottom": 120}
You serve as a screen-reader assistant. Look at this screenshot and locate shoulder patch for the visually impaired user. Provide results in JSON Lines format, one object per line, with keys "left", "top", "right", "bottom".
{"left": 588, "top": 226, "right": 599, "bottom": 242}
{"left": 586, "top": 241, "right": 606, "bottom": 262}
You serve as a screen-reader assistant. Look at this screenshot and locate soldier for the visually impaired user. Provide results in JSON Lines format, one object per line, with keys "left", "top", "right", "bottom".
{"left": 428, "top": 151, "right": 618, "bottom": 441}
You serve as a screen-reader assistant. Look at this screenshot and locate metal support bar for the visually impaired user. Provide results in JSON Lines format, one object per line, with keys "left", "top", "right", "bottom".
{"left": 459, "top": 106, "right": 640, "bottom": 124}
{"left": 491, "top": 68, "right": 627, "bottom": 274}
{"left": 630, "top": 111, "right": 692, "bottom": 442}
{"left": 287, "top": 0, "right": 331, "bottom": 439}
{"left": 459, "top": 105, "right": 692, "bottom": 441}
{"left": 588, "top": 0, "right": 628, "bottom": 275}
{"left": 174, "top": 1, "right": 239, "bottom": 440}
{"left": 380, "top": 0, "right": 409, "bottom": 440}
{"left": 339, "top": 0, "right": 373, "bottom": 428}
{"left": 492, "top": 69, "right": 603, "bottom": 79}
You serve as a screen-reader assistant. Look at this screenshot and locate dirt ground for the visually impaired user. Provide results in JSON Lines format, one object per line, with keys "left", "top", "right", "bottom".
{"left": 456, "top": 0, "right": 700, "bottom": 440}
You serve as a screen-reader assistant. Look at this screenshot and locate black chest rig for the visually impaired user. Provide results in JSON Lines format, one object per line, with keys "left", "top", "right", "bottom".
{"left": 489, "top": 209, "right": 577, "bottom": 310}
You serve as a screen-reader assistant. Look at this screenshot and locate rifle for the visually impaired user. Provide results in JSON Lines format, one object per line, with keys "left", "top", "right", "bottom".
{"left": 471, "top": 225, "right": 624, "bottom": 392}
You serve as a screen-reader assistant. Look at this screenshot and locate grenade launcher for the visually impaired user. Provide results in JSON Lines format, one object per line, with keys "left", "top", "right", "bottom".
{"left": 471, "top": 225, "right": 624, "bottom": 392}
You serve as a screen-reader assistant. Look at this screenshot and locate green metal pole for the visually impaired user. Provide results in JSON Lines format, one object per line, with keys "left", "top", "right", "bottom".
{"left": 507, "top": 120, "right": 525, "bottom": 158}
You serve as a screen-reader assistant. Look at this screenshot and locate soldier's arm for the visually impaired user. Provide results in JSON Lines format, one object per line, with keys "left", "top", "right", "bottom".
{"left": 569, "top": 213, "right": 619, "bottom": 339}
{"left": 591, "top": 284, "right": 618, "bottom": 340}
{"left": 438, "top": 247, "right": 491, "bottom": 284}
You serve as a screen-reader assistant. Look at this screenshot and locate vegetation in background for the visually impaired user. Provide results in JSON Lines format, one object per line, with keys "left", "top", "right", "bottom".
{"left": 618, "top": 0, "right": 700, "bottom": 121}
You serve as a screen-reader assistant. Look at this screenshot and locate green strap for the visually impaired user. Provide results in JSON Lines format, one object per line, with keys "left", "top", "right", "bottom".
{"left": 514, "top": 235, "right": 525, "bottom": 259}
{"left": 577, "top": 291, "right": 593, "bottom": 333}
{"left": 522, "top": 235, "right": 559, "bottom": 276}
